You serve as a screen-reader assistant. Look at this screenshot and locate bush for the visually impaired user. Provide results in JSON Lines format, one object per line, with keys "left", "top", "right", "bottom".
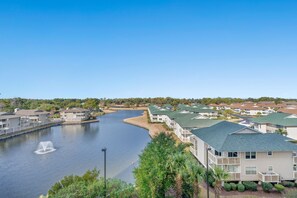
{"left": 224, "top": 183, "right": 232, "bottom": 191}
{"left": 274, "top": 184, "right": 285, "bottom": 192}
{"left": 262, "top": 182, "right": 273, "bottom": 192}
{"left": 282, "top": 181, "right": 295, "bottom": 188}
{"left": 242, "top": 181, "right": 258, "bottom": 191}
{"left": 237, "top": 184, "right": 245, "bottom": 192}
{"left": 230, "top": 183, "right": 237, "bottom": 191}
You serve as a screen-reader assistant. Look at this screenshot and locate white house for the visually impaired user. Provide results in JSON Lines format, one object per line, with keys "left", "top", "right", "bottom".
{"left": 60, "top": 108, "right": 91, "bottom": 122}
{"left": 190, "top": 121, "right": 297, "bottom": 183}
{"left": 251, "top": 113, "right": 297, "bottom": 140}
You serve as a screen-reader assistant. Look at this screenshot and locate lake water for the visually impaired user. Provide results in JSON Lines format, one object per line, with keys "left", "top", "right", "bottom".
{"left": 0, "top": 110, "right": 151, "bottom": 198}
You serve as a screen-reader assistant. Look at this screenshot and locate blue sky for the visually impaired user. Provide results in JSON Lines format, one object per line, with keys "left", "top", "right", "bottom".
{"left": 0, "top": 0, "right": 296, "bottom": 99}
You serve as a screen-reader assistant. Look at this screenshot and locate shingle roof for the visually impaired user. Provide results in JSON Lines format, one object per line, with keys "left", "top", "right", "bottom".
{"left": 15, "top": 109, "right": 49, "bottom": 116}
{"left": 62, "top": 108, "right": 89, "bottom": 113}
{"left": 250, "top": 113, "right": 297, "bottom": 127}
{"left": 175, "top": 115, "right": 221, "bottom": 129}
{"left": 191, "top": 121, "right": 297, "bottom": 152}
{"left": 148, "top": 105, "right": 172, "bottom": 115}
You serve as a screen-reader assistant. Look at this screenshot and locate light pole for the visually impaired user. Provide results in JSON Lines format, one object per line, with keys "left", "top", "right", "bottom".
{"left": 101, "top": 147, "right": 107, "bottom": 198}
{"left": 206, "top": 147, "right": 211, "bottom": 198}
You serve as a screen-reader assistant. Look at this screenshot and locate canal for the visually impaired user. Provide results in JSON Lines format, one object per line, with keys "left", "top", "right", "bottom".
{"left": 0, "top": 110, "right": 150, "bottom": 198}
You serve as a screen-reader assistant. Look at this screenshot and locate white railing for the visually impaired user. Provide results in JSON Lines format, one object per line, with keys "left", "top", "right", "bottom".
{"left": 258, "top": 172, "right": 280, "bottom": 183}
{"left": 294, "top": 171, "right": 297, "bottom": 179}
{"left": 208, "top": 151, "right": 240, "bottom": 165}
{"left": 294, "top": 156, "right": 297, "bottom": 164}
{"left": 228, "top": 172, "right": 241, "bottom": 181}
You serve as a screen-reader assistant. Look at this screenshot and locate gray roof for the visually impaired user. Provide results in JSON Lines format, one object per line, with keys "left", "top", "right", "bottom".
{"left": 15, "top": 109, "right": 49, "bottom": 116}
{"left": 192, "top": 121, "right": 297, "bottom": 152}
{"left": 0, "top": 114, "right": 20, "bottom": 119}
{"left": 62, "top": 108, "right": 90, "bottom": 113}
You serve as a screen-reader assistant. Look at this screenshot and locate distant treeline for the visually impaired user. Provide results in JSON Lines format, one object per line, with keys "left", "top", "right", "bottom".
{"left": 0, "top": 97, "right": 296, "bottom": 112}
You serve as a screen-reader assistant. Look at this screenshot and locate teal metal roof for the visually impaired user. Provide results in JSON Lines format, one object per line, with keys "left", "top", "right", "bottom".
{"left": 192, "top": 121, "right": 297, "bottom": 152}
{"left": 251, "top": 113, "right": 297, "bottom": 127}
{"left": 174, "top": 115, "right": 221, "bottom": 129}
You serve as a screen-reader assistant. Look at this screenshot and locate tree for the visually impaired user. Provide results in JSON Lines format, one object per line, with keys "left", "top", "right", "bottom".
{"left": 212, "top": 167, "right": 229, "bottom": 198}
{"left": 275, "top": 128, "right": 288, "bottom": 136}
{"left": 167, "top": 153, "right": 187, "bottom": 198}
{"left": 185, "top": 160, "right": 205, "bottom": 198}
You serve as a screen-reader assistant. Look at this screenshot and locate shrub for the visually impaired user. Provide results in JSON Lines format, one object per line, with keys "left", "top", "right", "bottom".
{"left": 242, "top": 181, "right": 258, "bottom": 191}
{"left": 282, "top": 181, "right": 295, "bottom": 188}
{"left": 274, "top": 184, "right": 285, "bottom": 192}
{"left": 262, "top": 182, "right": 273, "bottom": 192}
{"left": 237, "top": 184, "right": 245, "bottom": 192}
{"left": 230, "top": 183, "right": 237, "bottom": 191}
{"left": 224, "top": 183, "right": 232, "bottom": 191}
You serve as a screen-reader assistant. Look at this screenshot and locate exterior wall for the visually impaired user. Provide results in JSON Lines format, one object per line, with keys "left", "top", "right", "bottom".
{"left": 190, "top": 136, "right": 207, "bottom": 167}
{"left": 240, "top": 151, "right": 295, "bottom": 181}
{"left": 61, "top": 112, "right": 90, "bottom": 122}
{"left": 254, "top": 123, "right": 267, "bottom": 133}
{"left": 287, "top": 127, "right": 297, "bottom": 140}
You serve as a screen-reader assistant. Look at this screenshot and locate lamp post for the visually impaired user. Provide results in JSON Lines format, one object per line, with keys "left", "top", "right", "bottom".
{"left": 101, "top": 147, "right": 107, "bottom": 197}
{"left": 206, "top": 147, "right": 211, "bottom": 198}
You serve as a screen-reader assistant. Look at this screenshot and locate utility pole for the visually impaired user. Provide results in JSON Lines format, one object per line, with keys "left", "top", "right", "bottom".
{"left": 206, "top": 147, "right": 211, "bottom": 198}
{"left": 101, "top": 147, "right": 107, "bottom": 197}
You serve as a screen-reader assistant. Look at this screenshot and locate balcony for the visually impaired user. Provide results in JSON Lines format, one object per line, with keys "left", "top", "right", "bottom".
{"left": 294, "top": 156, "right": 297, "bottom": 164}
{"left": 228, "top": 173, "right": 241, "bottom": 181}
{"left": 294, "top": 171, "right": 297, "bottom": 179}
{"left": 258, "top": 172, "right": 280, "bottom": 183}
{"left": 208, "top": 151, "right": 240, "bottom": 165}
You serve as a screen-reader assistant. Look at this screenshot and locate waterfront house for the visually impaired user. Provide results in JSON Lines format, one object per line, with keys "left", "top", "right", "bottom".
{"left": 190, "top": 121, "right": 297, "bottom": 183}
{"left": 60, "top": 108, "right": 91, "bottom": 122}
{"left": 0, "top": 113, "right": 21, "bottom": 135}
{"left": 15, "top": 109, "right": 49, "bottom": 126}
{"left": 251, "top": 113, "right": 297, "bottom": 140}
{"left": 147, "top": 105, "right": 172, "bottom": 123}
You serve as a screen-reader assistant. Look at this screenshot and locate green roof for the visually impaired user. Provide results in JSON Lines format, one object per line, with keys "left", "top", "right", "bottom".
{"left": 192, "top": 121, "right": 297, "bottom": 152}
{"left": 174, "top": 115, "right": 221, "bottom": 129}
{"left": 148, "top": 105, "right": 172, "bottom": 115}
{"left": 251, "top": 113, "right": 297, "bottom": 127}
{"left": 177, "top": 104, "right": 217, "bottom": 114}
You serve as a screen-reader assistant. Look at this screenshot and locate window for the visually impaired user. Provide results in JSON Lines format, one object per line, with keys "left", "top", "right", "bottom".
{"left": 294, "top": 164, "right": 297, "bottom": 172}
{"left": 228, "top": 152, "right": 238, "bottom": 158}
{"left": 227, "top": 165, "right": 238, "bottom": 173}
{"left": 245, "top": 167, "right": 257, "bottom": 175}
{"left": 268, "top": 166, "right": 273, "bottom": 172}
{"left": 215, "top": 150, "right": 221, "bottom": 156}
{"left": 245, "top": 152, "right": 256, "bottom": 159}
{"left": 267, "top": 151, "right": 272, "bottom": 156}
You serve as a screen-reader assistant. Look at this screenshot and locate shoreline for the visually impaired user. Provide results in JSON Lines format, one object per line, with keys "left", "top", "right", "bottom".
{"left": 123, "top": 111, "right": 174, "bottom": 138}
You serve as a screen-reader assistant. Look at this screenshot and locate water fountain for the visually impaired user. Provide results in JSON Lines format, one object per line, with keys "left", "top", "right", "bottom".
{"left": 34, "top": 141, "right": 56, "bottom": 154}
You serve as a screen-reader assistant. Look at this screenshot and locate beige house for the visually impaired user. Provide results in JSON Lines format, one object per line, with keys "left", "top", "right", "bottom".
{"left": 15, "top": 109, "right": 49, "bottom": 126}
{"left": 0, "top": 113, "right": 21, "bottom": 135}
{"left": 60, "top": 108, "right": 90, "bottom": 122}
{"left": 190, "top": 121, "right": 297, "bottom": 183}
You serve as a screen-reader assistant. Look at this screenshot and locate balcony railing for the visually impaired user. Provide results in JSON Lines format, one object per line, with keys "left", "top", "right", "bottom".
{"left": 294, "top": 156, "right": 297, "bottom": 164}
{"left": 294, "top": 171, "right": 297, "bottom": 179}
{"left": 258, "top": 172, "right": 280, "bottom": 183}
{"left": 208, "top": 151, "right": 240, "bottom": 165}
{"left": 228, "top": 173, "right": 241, "bottom": 181}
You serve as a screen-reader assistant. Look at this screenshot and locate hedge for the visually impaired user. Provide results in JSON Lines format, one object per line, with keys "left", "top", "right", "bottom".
{"left": 224, "top": 183, "right": 232, "bottom": 191}
{"left": 262, "top": 182, "right": 273, "bottom": 192}
{"left": 230, "top": 183, "right": 237, "bottom": 191}
{"left": 237, "top": 184, "right": 245, "bottom": 192}
{"left": 242, "top": 181, "right": 258, "bottom": 191}
{"left": 274, "top": 184, "right": 285, "bottom": 192}
{"left": 282, "top": 181, "right": 295, "bottom": 188}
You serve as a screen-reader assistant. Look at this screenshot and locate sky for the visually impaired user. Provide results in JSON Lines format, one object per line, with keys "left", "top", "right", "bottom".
{"left": 0, "top": 0, "right": 296, "bottom": 99}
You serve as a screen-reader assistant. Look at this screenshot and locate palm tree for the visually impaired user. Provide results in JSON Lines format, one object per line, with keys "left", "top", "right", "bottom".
{"left": 212, "top": 167, "right": 229, "bottom": 198}
{"left": 185, "top": 161, "right": 205, "bottom": 198}
{"left": 275, "top": 128, "right": 288, "bottom": 136}
{"left": 167, "top": 153, "right": 187, "bottom": 198}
